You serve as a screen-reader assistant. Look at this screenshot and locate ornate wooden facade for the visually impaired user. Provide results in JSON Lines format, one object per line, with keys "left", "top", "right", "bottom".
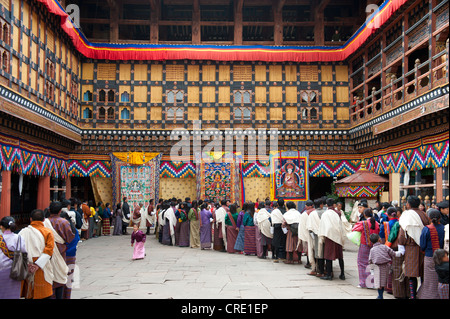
{"left": 77, "top": 59, "right": 351, "bottom": 153}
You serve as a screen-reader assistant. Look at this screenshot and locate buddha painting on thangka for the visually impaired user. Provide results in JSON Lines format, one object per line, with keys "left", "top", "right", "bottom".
{"left": 120, "top": 165, "right": 152, "bottom": 208}
{"left": 203, "top": 162, "right": 233, "bottom": 202}
{"left": 271, "top": 154, "right": 309, "bottom": 202}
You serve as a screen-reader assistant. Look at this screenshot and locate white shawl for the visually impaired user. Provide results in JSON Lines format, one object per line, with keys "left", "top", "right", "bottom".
{"left": 306, "top": 209, "right": 320, "bottom": 235}
{"left": 444, "top": 224, "right": 449, "bottom": 253}
{"left": 44, "top": 219, "right": 69, "bottom": 285}
{"left": 158, "top": 209, "right": 166, "bottom": 226}
{"left": 122, "top": 207, "right": 130, "bottom": 224}
{"left": 283, "top": 208, "right": 301, "bottom": 225}
{"left": 298, "top": 210, "right": 311, "bottom": 242}
{"left": 132, "top": 206, "right": 142, "bottom": 225}
{"left": 340, "top": 210, "right": 352, "bottom": 233}
{"left": 256, "top": 208, "right": 273, "bottom": 238}
{"left": 139, "top": 206, "right": 153, "bottom": 231}
{"left": 164, "top": 207, "right": 177, "bottom": 239}
{"left": 215, "top": 207, "right": 227, "bottom": 249}
{"left": 399, "top": 209, "right": 425, "bottom": 245}
{"left": 318, "top": 209, "right": 345, "bottom": 247}
{"left": 270, "top": 208, "right": 284, "bottom": 225}
{"left": 350, "top": 201, "right": 360, "bottom": 223}
{"left": 18, "top": 225, "right": 54, "bottom": 285}
{"left": 283, "top": 208, "right": 301, "bottom": 250}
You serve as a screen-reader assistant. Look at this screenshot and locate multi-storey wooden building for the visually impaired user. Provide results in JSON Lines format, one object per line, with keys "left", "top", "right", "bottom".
{"left": 0, "top": 0, "right": 448, "bottom": 225}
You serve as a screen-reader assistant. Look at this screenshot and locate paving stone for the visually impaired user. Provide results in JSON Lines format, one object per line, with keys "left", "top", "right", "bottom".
{"left": 71, "top": 234, "right": 394, "bottom": 299}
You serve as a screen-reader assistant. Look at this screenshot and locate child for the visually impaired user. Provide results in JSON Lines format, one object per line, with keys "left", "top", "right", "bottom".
{"left": 433, "top": 249, "right": 449, "bottom": 299}
{"left": 131, "top": 224, "right": 146, "bottom": 260}
{"left": 368, "top": 233, "right": 399, "bottom": 299}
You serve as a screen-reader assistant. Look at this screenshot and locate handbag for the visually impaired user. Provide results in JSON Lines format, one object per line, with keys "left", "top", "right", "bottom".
{"left": 81, "top": 218, "right": 89, "bottom": 231}
{"left": 347, "top": 231, "right": 362, "bottom": 246}
{"left": 10, "top": 235, "right": 29, "bottom": 281}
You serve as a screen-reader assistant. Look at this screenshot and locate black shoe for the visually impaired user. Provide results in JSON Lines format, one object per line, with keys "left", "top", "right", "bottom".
{"left": 339, "top": 274, "right": 346, "bottom": 280}
{"left": 320, "top": 275, "right": 332, "bottom": 280}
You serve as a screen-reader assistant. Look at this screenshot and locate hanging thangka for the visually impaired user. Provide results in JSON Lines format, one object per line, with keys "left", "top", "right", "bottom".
{"left": 203, "top": 162, "right": 233, "bottom": 202}
{"left": 110, "top": 152, "right": 162, "bottom": 210}
{"left": 195, "top": 152, "right": 242, "bottom": 204}
{"left": 270, "top": 151, "right": 309, "bottom": 203}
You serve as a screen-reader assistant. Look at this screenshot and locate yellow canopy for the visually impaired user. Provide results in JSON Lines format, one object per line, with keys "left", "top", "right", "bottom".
{"left": 112, "top": 152, "right": 160, "bottom": 165}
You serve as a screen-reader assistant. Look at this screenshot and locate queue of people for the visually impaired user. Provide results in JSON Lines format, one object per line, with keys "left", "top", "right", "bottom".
{"left": 152, "top": 196, "right": 350, "bottom": 287}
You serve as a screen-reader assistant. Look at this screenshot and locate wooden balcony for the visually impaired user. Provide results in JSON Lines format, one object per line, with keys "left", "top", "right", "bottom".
{"left": 351, "top": 41, "right": 448, "bottom": 125}
{"left": 349, "top": 0, "right": 449, "bottom": 127}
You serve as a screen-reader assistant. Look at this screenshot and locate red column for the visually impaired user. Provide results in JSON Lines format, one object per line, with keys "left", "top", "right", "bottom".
{"left": 37, "top": 175, "right": 50, "bottom": 210}
{"left": 0, "top": 170, "right": 12, "bottom": 219}
{"left": 65, "top": 177, "right": 71, "bottom": 200}
{"left": 436, "top": 167, "right": 443, "bottom": 202}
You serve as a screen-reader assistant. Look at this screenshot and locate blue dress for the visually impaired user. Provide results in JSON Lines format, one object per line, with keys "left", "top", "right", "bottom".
{"left": 234, "top": 211, "right": 245, "bottom": 251}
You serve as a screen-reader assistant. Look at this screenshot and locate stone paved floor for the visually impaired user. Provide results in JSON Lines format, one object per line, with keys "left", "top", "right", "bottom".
{"left": 71, "top": 230, "right": 395, "bottom": 299}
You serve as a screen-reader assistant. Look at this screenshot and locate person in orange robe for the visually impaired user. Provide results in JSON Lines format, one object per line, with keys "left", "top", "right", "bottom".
{"left": 19, "top": 209, "right": 55, "bottom": 299}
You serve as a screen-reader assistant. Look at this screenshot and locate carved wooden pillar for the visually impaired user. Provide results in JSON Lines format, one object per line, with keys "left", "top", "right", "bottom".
{"left": 273, "top": 0, "right": 285, "bottom": 45}
{"left": 0, "top": 170, "right": 11, "bottom": 219}
{"left": 192, "top": 0, "right": 200, "bottom": 44}
{"left": 443, "top": 166, "right": 449, "bottom": 201}
{"left": 109, "top": 0, "right": 119, "bottom": 42}
{"left": 37, "top": 175, "right": 50, "bottom": 210}
{"left": 415, "top": 170, "right": 422, "bottom": 197}
{"left": 234, "top": 0, "right": 243, "bottom": 45}
{"left": 313, "top": 0, "right": 330, "bottom": 45}
{"left": 150, "top": 0, "right": 159, "bottom": 44}
{"left": 435, "top": 167, "right": 442, "bottom": 202}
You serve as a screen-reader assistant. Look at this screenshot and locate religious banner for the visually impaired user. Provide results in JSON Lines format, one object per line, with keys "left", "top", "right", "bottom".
{"left": 195, "top": 152, "right": 242, "bottom": 205}
{"left": 270, "top": 151, "right": 309, "bottom": 203}
{"left": 110, "top": 152, "right": 161, "bottom": 210}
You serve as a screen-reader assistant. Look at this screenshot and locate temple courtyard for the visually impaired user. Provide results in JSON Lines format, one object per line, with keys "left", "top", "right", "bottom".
{"left": 71, "top": 232, "right": 395, "bottom": 300}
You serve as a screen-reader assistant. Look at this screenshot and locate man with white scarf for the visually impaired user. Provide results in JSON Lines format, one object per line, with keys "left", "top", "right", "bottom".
{"left": 397, "top": 195, "right": 430, "bottom": 299}
{"left": 132, "top": 203, "right": 142, "bottom": 227}
{"left": 214, "top": 200, "right": 228, "bottom": 251}
{"left": 256, "top": 202, "right": 273, "bottom": 259}
{"left": 270, "top": 199, "right": 286, "bottom": 262}
{"left": 306, "top": 198, "right": 326, "bottom": 277}
{"left": 299, "top": 200, "right": 315, "bottom": 269}
{"left": 282, "top": 201, "right": 302, "bottom": 264}
{"left": 45, "top": 201, "right": 74, "bottom": 299}
{"left": 139, "top": 201, "right": 153, "bottom": 234}
{"left": 318, "top": 198, "right": 346, "bottom": 280}
{"left": 164, "top": 201, "right": 178, "bottom": 246}
{"left": 157, "top": 202, "right": 167, "bottom": 243}
{"left": 19, "top": 209, "right": 55, "bottom": 299}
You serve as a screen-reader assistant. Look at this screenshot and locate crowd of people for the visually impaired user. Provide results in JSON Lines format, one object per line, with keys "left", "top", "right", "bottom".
{"left": 0, "top": 197, "right": 120, "bottom": 299}
{"left": 0, "top": 193, "right": 448, "bottom": 300}
{"left": 150, "top": 195, "right": 449, "bottom": 299}
{"left": 0, "top": 199, "right": 80, "bottom": 299}
{"left": 351, "top": 197, "right": 449, "bottom": 299}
